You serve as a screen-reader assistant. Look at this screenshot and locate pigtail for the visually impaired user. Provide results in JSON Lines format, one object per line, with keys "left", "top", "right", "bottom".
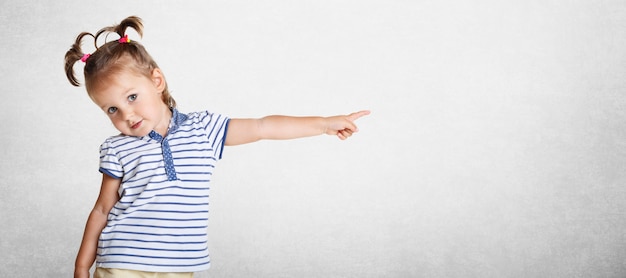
{"left": 116, "top": 16, "right": 144, "bottom": 38}
{"left": 94, "top": 16, "right": 144, "bottom": 44}
{"left": 64, "top": 32, "right": 95, "bottom": 86}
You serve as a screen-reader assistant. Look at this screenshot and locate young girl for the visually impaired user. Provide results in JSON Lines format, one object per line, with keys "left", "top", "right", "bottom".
{"left": 65, "top": 16, "right": 369, "bottom": 278}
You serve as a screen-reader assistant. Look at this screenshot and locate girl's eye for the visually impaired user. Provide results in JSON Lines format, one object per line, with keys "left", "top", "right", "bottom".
{"left": 128, "top": 94, "right": 137, "bottom": 102}
{"left": 107, "top": 107, "right": 118, "bottom": 114}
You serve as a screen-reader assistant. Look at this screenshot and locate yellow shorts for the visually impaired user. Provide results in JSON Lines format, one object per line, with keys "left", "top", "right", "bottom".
{"left": 94, "top": 268, "right": 193, "bottom": 278}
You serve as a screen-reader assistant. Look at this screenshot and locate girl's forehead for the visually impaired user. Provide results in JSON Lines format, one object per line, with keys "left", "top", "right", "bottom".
{"left": 89, "top": 74, "right": 139, "bottom": 100}
{"left": 89, "top": 66, "right": 147, "bottom": 90}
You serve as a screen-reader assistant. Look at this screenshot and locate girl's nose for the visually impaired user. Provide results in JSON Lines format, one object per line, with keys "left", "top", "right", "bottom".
{"left": 119, "top": 109, "right": 135, "bottom": 121}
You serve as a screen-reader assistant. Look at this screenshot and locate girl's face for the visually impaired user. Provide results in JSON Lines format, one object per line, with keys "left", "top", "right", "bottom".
{"left": 89, "top": 68, "right": 170, "bottom": 137}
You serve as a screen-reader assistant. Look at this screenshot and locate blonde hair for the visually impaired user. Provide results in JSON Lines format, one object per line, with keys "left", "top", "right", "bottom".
{"left": 64, "top": 16, "right": 176, "bottom": 108}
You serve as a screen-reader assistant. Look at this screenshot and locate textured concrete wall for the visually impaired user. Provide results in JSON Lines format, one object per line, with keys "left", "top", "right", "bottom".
{"left": 1, "top": 1, "right": 625, "bottom": 277}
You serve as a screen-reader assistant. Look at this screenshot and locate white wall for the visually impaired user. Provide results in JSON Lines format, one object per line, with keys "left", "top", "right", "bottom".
{"left": 2, "top": 0, "right": 626, "bottom": 277}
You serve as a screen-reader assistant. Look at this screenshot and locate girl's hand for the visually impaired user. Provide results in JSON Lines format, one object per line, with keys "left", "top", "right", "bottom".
{"left": 324, "top": 110, "right": 370, "bottom": 140}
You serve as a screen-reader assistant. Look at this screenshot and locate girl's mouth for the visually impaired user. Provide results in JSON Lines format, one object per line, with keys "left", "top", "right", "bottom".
{"left": 131, "top": 120, "right": 143, "bottom": 129}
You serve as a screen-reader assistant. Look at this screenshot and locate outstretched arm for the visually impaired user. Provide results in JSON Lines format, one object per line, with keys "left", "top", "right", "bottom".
{"left": 74, "top": 174, "right": 120, "bottom": 278}
{"left": 225, "top": 110, "right": 370, "bottom": 146}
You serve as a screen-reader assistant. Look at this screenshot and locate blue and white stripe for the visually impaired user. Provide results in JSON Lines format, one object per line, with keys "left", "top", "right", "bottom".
{"left": 96, "top": 109, "right": 229, "bottom": 272}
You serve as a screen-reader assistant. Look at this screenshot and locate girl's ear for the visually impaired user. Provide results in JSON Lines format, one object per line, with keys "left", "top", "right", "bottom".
{"left": 151, "top": 68, "right": 166, "bottom": 92}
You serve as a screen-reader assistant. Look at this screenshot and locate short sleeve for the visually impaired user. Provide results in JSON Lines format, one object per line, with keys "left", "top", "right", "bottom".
{"left": 99, "top": 138, "right": 123, "bottom": 179}
{"left": 200, "top": 111, "right": 230, "bottom": 160}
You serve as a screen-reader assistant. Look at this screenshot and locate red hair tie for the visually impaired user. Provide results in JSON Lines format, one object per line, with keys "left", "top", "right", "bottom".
{"left": 118, "top": 34, "right": 131, "bottom": 43}
{"left": 80, "top": 53, "right": 91, "bottom": 63}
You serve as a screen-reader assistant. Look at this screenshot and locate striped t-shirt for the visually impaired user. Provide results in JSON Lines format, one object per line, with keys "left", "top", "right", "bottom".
{"left": 95, "top": 109, "right": 229, "bottom": 272}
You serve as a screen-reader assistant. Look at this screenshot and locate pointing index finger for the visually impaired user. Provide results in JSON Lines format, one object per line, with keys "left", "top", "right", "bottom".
{"left": 348, "top": 110, "right": 371, "bottom": 121}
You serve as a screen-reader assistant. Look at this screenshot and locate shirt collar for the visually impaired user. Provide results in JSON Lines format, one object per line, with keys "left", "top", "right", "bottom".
{"left": 169, "top": 108, "right": 188, "bottom": 133}
{"left": 145, "top": 108, "right": 188, "bottom": 142}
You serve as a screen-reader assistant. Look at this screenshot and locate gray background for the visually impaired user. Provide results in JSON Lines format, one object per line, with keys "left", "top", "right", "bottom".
{"left": 1, "top": 0, "right": 626, "bottom": 277}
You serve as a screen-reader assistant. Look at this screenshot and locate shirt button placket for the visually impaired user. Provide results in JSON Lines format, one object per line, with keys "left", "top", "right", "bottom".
{"left": 162, "top": 138, "right": 177, "bottom": 181}
{"left": 149, "top": 130, "right": 177, "bottom": 181}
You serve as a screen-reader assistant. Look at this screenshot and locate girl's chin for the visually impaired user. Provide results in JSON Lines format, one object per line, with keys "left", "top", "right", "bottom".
{"left": 119, "top": 129, "right": 151, "bottom": 137}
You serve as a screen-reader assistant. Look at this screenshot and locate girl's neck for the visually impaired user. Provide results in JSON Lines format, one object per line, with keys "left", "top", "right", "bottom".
{"left": 153, "top": 105, "right": 173, "bottom": 137}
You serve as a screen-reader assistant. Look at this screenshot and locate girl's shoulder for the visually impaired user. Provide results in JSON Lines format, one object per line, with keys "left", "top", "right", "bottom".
{"left": 99, "top": 133, "right": 144, "bottom": 151}
{"left": 180, "top": 110, "right": 229, "bottom": 127}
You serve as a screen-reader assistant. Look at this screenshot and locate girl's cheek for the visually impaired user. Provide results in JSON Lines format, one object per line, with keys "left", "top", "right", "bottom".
{"left": 108, "top": 115, "right": 120, "bottom": 125}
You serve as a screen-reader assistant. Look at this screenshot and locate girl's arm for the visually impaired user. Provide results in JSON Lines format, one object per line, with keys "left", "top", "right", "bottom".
{"left": 225, "top": 110, "right": 370, "bottom": 146}
{"left": 74, "top": 174, "right": 121, "bottom": 278}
